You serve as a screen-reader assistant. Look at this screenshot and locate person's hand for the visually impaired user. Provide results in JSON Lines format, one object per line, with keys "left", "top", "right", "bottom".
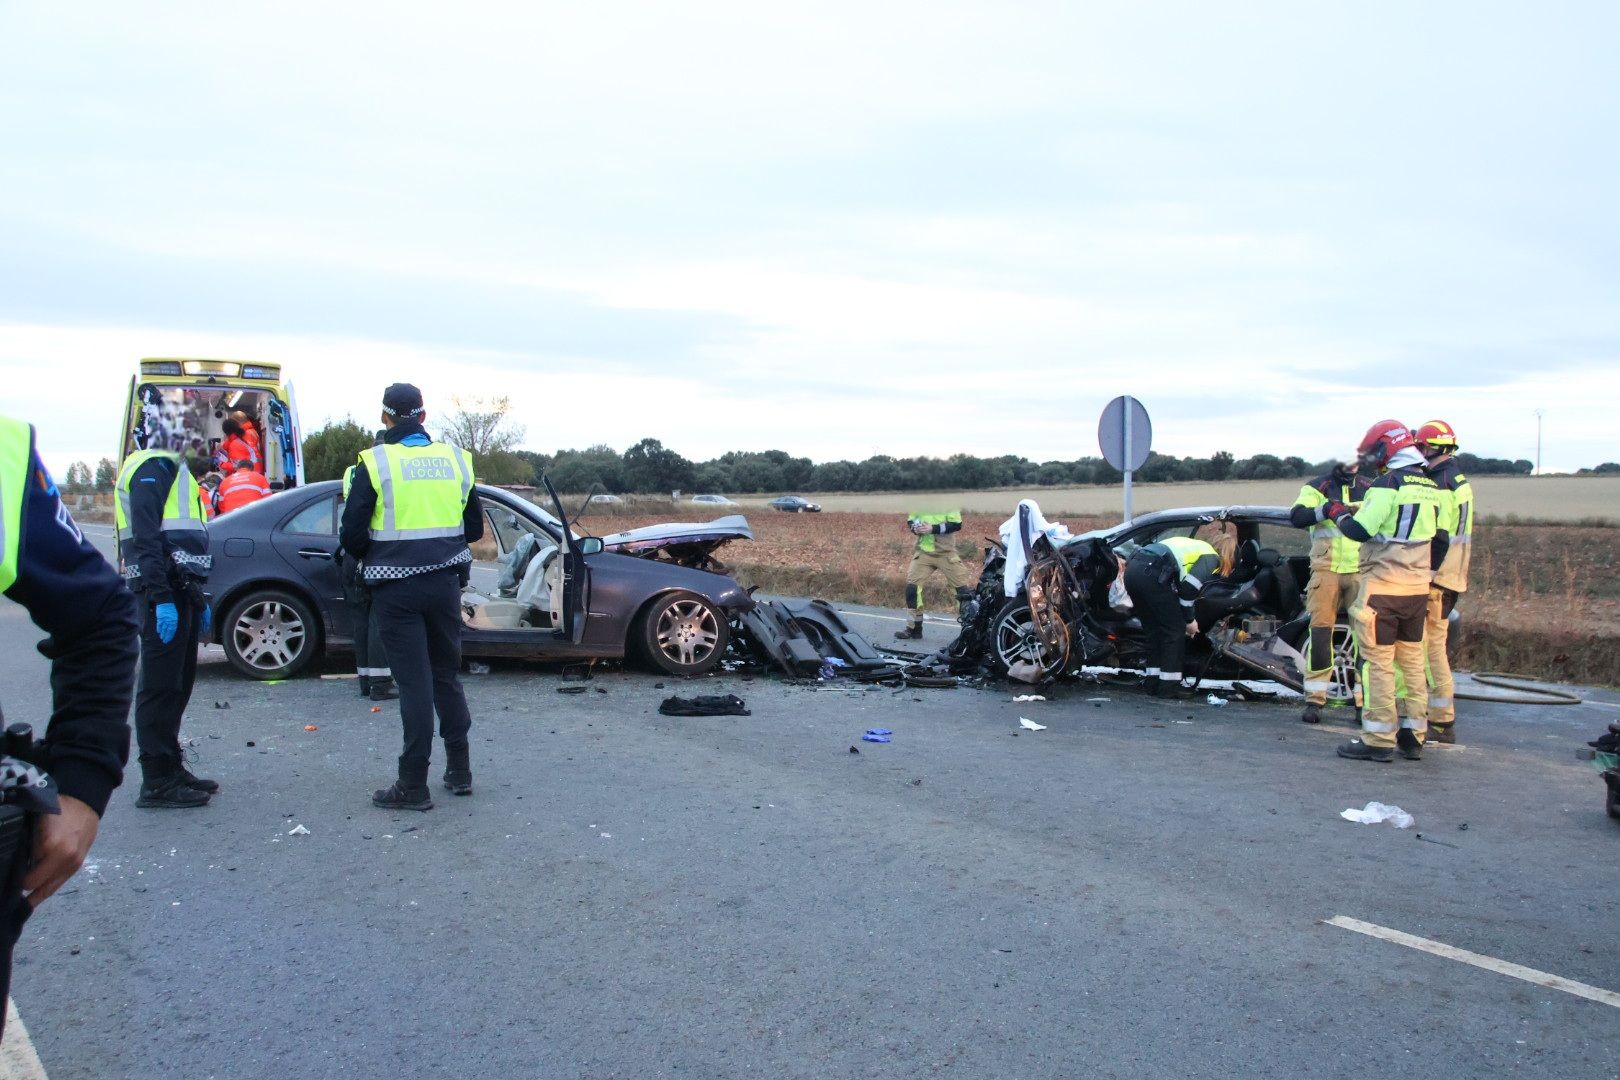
{"left": 154, "top": 601, "right": 178, "bottom": 643}
{"left": 1185, "top": 620, "right": 1200, "bottom": 638}
{"left": 910, "top": 521, "right": 929, "bottom": 535}
{"left": 199, "top": 604, "right": 212, "bottom": 637}
{"left": 1322, "top": 500, "right": 1350, "bottom": 522}
{"left": 22, "top": 796, "right": 100, "bottom": 909}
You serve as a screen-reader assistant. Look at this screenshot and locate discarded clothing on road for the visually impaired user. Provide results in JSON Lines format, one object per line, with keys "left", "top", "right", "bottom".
{"left": 658, "top": 694, "right": 752, "bottom": 717}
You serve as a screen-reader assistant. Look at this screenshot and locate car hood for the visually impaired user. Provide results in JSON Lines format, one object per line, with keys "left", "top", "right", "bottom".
{"left": 600, "top": 514, "right": 753, "bottom": 552}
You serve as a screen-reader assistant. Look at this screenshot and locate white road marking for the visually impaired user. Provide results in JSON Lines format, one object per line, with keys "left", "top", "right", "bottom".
{"left": 1325, "top": 916, "right": 1620, "bottom": 1009}
{"left": 1, "top": 999, "right": 50, "bottom": 1079}
{"left": 834, "top": 608, "right": 954, "bottom": 625}
{"left": 1585, "top": 700, "right": 1620, "bottom": 711}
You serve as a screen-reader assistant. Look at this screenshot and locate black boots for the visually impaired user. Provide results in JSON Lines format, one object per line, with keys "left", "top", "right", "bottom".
{"left": 373, "top": 780, "right": 432, "bottom": 811}
{"left": 1337, "top": 739, "right": 1395, "bottom": 763}
{"left": 443, "top": 743, "right": 473, "bottom": 797}
{"left": 1429, "top": 723, "right": 1456, "bottom": 745}
{"left": 369, "top": 679, "right": 399, "bottom": 702}
{"left": 1300, "top": 703, "right": 1322, "bottom": 724}
{"left": 894, "top": 625, "right": 923, "bottom": 640}
{"left": 137, "top": 757, "right": 211, "bottom": 809}
{"left": 179, "top": 765, "right": 220, "bottom": 794}
{"left": 1397, "top": 729, "right": 1424, "bottom": 760}
{"left": 1146, "top": 678, "right": 1193, "bottom": 700}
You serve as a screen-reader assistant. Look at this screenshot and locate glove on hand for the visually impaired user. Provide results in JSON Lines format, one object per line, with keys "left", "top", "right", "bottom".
{"left": 154, "top": 602, "right": 178, "bottom": 644}
{"left": 1322, "top": 500, "right": 1350, "bottom": 522}
{"left": 200, "top": 605, "right": 212, "bottom": 637}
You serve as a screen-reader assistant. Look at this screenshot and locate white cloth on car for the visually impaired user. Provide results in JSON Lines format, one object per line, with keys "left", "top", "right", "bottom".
{"left": 998, "top": 499, "right": 1073, "bottom": 597}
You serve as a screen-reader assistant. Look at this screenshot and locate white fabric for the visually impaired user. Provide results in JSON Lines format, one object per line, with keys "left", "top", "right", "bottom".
{"left": 998, "top": 499, "right": 1073, "bottom": 597}
{"left": 1385, "top": 446, "right": 1426, "bottom": 470}
{"left": 515, "top": 544, "right": 559, "bottom": 612}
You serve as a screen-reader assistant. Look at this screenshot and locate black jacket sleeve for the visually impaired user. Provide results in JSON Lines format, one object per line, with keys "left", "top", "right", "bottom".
{"left": 1336, "top": 515, "right": 1372, "bottom": 543}
{"left": 6, "top": 447, "right": 137, "bottom": 816}
{"left": 464, "top": 491, "right": 484, "bottom": 543}
{"left": 1430, "top": 529, "right": 1450, "bottom": 571}
{"left": 124, "top": 456, "right": 178, "bottom": 602}
{"left": 339, "top": 462, "right": 378, "bottom": 559}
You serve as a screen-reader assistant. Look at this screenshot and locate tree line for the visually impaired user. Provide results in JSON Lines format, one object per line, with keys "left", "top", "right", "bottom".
{"left": 296, "top": 398, "right": 1540, "bottom": 495}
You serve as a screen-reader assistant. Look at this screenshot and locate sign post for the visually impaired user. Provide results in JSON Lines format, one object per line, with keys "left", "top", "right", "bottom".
{"left": 1097, "top": 395, "right": 1152, "bottom": 523}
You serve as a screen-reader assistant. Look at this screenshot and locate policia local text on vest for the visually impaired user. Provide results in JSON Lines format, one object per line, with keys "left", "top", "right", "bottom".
{"left": 338, "top": 383, "right": 483, "bottom": 812}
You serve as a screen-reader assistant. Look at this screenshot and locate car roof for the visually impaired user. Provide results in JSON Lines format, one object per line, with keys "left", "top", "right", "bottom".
{"left": 1074, "top": 504, "right": 1293, "bottom": 541}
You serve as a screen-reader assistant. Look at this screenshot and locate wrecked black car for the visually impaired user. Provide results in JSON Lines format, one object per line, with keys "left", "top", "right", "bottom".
{"left": 947, "top": 505, "right": 1358, "bottom": 703}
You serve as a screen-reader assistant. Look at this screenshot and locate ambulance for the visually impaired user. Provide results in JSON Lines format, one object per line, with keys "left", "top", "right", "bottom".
{"left": 118, "top": 358, "right": 304, "bottom": 488}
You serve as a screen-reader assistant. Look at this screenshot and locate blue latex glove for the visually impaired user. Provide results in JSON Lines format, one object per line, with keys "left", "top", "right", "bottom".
{"left": 199, "top": 605, "right": 212, "bottom": 637}
{"left": 154, "top": 602, "right": 178, "bottom": 644}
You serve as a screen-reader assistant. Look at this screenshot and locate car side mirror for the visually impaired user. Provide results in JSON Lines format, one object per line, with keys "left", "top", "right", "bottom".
{"left": 577, "top": 537, "right": 604, "bottom": 555}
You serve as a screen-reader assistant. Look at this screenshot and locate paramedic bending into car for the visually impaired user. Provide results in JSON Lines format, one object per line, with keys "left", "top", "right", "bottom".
{"left": 1122, "top": 536, "right": 1222, "bottom": 699}
{"left": 339, "top": 383, "right": 482, "bottom": 812}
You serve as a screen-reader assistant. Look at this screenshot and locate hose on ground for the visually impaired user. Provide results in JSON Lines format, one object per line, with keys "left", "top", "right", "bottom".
{"left": 1456, "top": 671, "right": 1583, "bottom": 706}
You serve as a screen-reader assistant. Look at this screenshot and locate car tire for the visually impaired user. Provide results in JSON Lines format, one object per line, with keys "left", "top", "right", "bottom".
{"left": 1327, "top": 617, "right": 1359, "bottom": 707}
{"left": 639, "top": 591, "right": 730, "bottom": 677}
{"left": 990, "top": 599, "right": 1070, "bottom": 677}
{"left": 223, "top": 589, "right": 319, "bottom": 680}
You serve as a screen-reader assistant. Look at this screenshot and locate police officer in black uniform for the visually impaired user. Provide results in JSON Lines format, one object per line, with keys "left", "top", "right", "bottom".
{"left": 0, "top": 416, "right": 138, "bottom": 1033}
{"left": 339, "top": 384, "right": 483, "bottom": 811}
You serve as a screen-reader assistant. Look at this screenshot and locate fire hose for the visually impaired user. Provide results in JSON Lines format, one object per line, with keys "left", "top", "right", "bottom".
{"left": 1455, "top": 672, "right": 1583, "bottom": 706}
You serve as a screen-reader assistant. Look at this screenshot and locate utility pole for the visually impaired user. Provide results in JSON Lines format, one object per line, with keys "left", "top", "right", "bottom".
{"left": 1535, "top": 409, "right": 1544, "bottom": 476}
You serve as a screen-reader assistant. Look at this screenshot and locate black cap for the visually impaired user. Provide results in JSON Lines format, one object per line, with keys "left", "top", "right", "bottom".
{"left": 381, "top": 383, "right": 425, "bottom": 417}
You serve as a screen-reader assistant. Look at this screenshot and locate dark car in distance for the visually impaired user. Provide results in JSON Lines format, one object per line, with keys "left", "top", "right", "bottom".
{"left": 200, "top": 481, "right": 756, "bottom": 681}
{"left": 768, "top": 495, "right": 821, "bottom": 513}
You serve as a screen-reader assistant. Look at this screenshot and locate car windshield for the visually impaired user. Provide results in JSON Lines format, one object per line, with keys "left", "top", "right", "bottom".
{"left": 497, "top": 492, "right": 573, "bottom": 539}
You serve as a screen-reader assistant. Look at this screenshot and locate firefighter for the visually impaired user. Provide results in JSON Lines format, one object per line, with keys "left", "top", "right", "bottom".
{"left": 1416, "top": 420, "right": 1472, "bottom": 744}
{"left": 0, "top": 416, "right": 138, "bottom": 1033}
{"left": 1122, "top": 536, "right": 1221, "bottom": 698}
{"left": 1289, "top": 461, "right": 1371, "bottom": 723}
{"left": 895, "top": 510, "right": 973, "bottom": 640}
{"left": 1324, "top": 421, "right": 1449, "bottom": 762}
{"left": 339, "top": 384, "right": 482, "bottom": 810}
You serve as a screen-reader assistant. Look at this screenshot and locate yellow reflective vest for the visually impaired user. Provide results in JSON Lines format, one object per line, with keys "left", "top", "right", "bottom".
{"left": 115, "top": 449, "right": 211, "bottom": 586}
{"left": 1426, "top": 456, "right": 1473, "bottom": 592}
{"left": 1293, "top": 471, "right": 1371, "bottom": 575}
{"left": 357, "top": 440, "right": 475, "bottom": 573}
{"left": 908, "top": 510, "right": 963, "bottom": 555}
{"left": 0, "top": 416, "right": 31, "bottom": 593}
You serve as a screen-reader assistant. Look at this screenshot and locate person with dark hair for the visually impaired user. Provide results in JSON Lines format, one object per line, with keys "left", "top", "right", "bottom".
{"left": 216, "top": 418, "right": 258, "bottom": 475}
{"left": 340, "top": 385, "right": 482, "bottom": 810}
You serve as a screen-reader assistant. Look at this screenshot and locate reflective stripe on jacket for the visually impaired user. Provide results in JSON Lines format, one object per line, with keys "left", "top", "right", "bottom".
{"left": 1293, "top": 471, "right": 1370, "bottom": 574}
{"left": 0, "top": 416, "right": 30, "bottom": 592}
{"left": 909, "top": 510, "right": 963, "bottom": 555}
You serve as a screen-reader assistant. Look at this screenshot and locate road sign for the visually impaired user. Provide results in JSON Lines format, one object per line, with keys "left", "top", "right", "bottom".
{"left": 1098, "top": 396, "right": 1152, "bottom": 522}
{"left": 1098, "top": 395, "right": 1152, "bottom": 472}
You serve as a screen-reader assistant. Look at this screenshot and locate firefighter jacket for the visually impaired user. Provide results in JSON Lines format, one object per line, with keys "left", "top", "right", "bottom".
{"left": 1290, "top": 467, "right": 1372, "bottom": 574}
{"left": 1425, "top": 455, "right": 1473, "bottom": 593}
{"left": 908, "top": 511, "right": 963, "bottom": 555}
{"left": 1337, "top": 449, "right": 1448, "bottom": 595}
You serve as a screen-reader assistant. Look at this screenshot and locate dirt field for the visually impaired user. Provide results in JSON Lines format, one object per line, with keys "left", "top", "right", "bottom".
{"left": 717, "top": 475, "right": 1620, "bottom": 523}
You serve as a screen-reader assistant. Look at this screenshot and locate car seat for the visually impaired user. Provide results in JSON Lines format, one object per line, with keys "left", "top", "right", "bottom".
{"left": 515, "top": 543, "right": 560, "bottom": 628}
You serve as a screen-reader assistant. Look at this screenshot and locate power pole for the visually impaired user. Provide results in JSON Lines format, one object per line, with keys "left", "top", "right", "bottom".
{"left": 1534, "top": 409, "right": 1544, "bottom": 475}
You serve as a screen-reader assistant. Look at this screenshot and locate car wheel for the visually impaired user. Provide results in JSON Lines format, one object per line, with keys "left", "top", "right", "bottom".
{"left": 1328, "top": 618, "right": 1358, "bottom": 707}
{"left": 990, "top": 599, "right": 1070, "bottom": 677}
{"left": 639, "top": 591, "right": 729, "bottom": 676}
{"left": 223, "top": 589, "right": 319, "bottom": 680}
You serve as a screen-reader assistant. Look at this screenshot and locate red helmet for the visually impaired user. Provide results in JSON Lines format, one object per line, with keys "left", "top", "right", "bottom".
{"left": 1356, "top": 419, "right": 1414, "bottom": 469}
{"left": 1415, "top": 419, "right": 1458, "bottom": 451}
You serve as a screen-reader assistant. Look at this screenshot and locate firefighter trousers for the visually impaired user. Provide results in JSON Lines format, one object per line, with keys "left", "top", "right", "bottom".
{"left": 1303, "top": 570, "right": 1358, "bottom": 706}
{"left": 1349, "top": 581, "right": 1429, "bottom": 749}
{"left": 1426, "top": 586, "right": 1460, "bottom": 729}
{"left": 904, "top": 549, "right": 972, "bottom": 628}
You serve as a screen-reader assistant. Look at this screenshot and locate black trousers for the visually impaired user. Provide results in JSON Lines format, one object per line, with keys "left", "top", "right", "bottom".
{"left": 345, "top": 580, "right": 390, "bottom": 681}
{"left": 0, "top": 806, "right": 34, "bottom": 1042}
{"left": 372, "top": 569, "right": 472, "bottom": 781}
{"left": 134, "top": 590, "right": 202, "bottom": 776}
{"left": 1124, "top": 551, "right": 1189, "bottom": 678}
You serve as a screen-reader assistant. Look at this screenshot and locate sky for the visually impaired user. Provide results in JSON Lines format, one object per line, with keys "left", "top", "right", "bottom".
{"left": 2, "top": 1, "right": 1617, "bottom": 477}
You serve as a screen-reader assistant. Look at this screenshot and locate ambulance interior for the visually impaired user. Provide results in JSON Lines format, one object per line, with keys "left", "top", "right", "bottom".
{"left": 127, "top": 385, "right": 292, "bottom": 487}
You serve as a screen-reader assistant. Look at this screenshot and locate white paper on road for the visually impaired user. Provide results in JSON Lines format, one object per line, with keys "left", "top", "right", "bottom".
{"left": 1340, "top": 802, "right": 1414, "bottom": 828}
{"left": 1019, "top": 718, "right": 1046, "bottom": 731}
{"left": 1012, "top": 695, "right": 1046, "bottom": 703}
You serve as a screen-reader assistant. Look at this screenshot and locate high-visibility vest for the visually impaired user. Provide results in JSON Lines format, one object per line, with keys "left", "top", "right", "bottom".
{"left": 0, "top": 416, "right": 32, "bottom": 593}
{"left": 909, "top": 510, "right": 962, "bottom": 554}
{"left": 115, "top": 450, "right": 209, "bottom": 544}
{"left": 342, "top": 464, "right": 357, "bottom": 499}
{"left": 1348, "top": 465, "right": 1443, "bottom": 547}
{"left": 217, "top": 470, "right": 271, "bottom": 514}
{"left": 1294, "top": 473, "right": 1370, "bottom": 574}
{"left": 1149, "top": 536, "right": 1222, "bottom": 587}
{"left": 1427, "top": 456, "right": 1474, "bottom": 592}
{"left": 358, "top": 440, "right": 475, "bottom": 571}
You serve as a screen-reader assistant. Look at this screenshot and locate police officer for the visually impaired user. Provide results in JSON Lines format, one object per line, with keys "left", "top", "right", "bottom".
{"left": 1416, "top": 420, "right": 1473, "bottom": 744}
{"left": 1289, "top": 461, "right": 1372, "bottom": 723}
{"left": 895, "top": 509, "right": 972, "bottom": 640}
{"left": 0, "top": 416, "right": 138, "bottom": 1027}
{"left": 341, "top": 436, "right": 396, "bottom": 702}
{"left": 339, "top": 385, "right": 482, "bottom": 810}
{"left": 1122, "top": 536, "right": 1222, "bottom": 698}
{"left": 1324, "top": 420, "right": 1449, "bottom": 762}
{"left": 116, "top": 442, "right": 216, "bottom": 807}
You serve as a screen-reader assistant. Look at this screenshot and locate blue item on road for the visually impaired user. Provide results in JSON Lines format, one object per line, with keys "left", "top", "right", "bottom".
{"left": 154, "top": 602, "right": 178, "bottom": 644}
{"left": 862, "top": 728, "right": 892, "bottom": 743}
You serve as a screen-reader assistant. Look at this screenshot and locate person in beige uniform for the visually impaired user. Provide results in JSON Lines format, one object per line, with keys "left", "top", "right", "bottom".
{"left": 895, "top": 510, "right": 973, "bottom": 640}
{"left": 1289, "top": 462, "right": 1372, "bottom": 724}
{"left": 1416, "top": 420, "right": 1473, "bottom": 744}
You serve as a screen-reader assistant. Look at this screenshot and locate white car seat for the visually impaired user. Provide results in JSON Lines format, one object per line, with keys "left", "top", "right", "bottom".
{"left": 515, "top": 544, "right": 560, "bottom": 627}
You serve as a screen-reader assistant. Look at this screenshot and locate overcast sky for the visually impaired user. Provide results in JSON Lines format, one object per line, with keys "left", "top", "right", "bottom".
{"left": 3, "top": 1, "right": 1617, "bottom": 476}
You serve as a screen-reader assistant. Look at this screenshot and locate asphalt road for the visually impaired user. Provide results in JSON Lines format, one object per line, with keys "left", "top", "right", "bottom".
{"left": 3, "top": 528, "right": 1618, "bottom": 1078}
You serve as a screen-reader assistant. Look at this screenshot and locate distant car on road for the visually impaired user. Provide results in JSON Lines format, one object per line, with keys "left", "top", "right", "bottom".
{"left": 587, "top": 493, "right": 624, "bottom": 506}
{"left": 690, "top": 494, "right": 739, "bottom": 507}
{"left": 768, "top": 496, "right": 821, "bottom": 513}
{"left": 201, "top": 481, "right": 754, "bottom": 681}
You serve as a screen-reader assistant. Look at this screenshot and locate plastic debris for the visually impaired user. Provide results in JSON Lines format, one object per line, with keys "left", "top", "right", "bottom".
{"left": 304, "top": 725, "right": 318, "bottom": 732}
{"left": 558, "top": 686, "right": 588, "bottom": 695}
{"left": 370, "top": 706, "right": 382, "bottom": 714}
{"left": 1012, "top": 695, "right": 1047, "bottom": 703}
{"left": 659, "top": 694, "right": 750, "bottom": 717}
{"left": 213, "top": 701, "right": 230, "bottom": 709}
{"left": 287, "top": 825, "right": 310, "bottom": 836}
{"left": 1206, "top": 695, "right": 1227, "bottom": 707}
{"left": 848, "top": 746, "right": 860, "bottom": 754}
{"left": 319, "top": 674, "right": 359, "bottom": 681}
{"left": 1340, "top": 801, "right": 1415, "bottom": 828}
{"left": 1085, "top": 697, "right": 1111, "bottom": 703}
{"left": 1019, "top": 718, "right": 1046, "bottom": 731}
{"left": 467, "top": 661, "right": 491, "bottom": 675}
{"left": 862, "top": 729, "right": 892, "bottom": 743}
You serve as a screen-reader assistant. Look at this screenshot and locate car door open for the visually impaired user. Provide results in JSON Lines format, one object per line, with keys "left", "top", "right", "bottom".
{"left": 543, "top": 477, "right": 592, "bottom": 644}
